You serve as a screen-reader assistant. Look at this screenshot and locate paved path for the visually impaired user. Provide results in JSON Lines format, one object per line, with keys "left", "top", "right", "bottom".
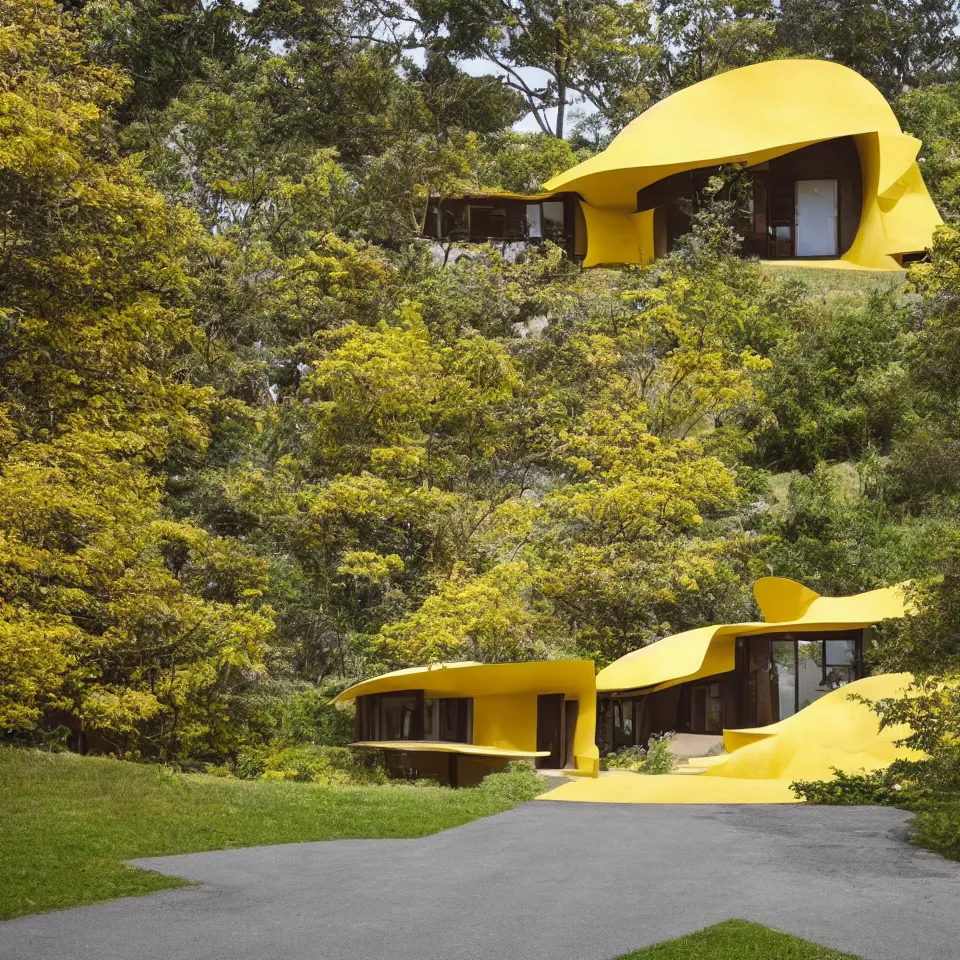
{"left": 4, "top": 803, "right": 960, "bottom": 960}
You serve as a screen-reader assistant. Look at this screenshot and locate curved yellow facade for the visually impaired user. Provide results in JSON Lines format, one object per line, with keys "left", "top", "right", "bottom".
{"left": 543, "top": 673, "right": 918, "bottom": 803}
{"left": 596, "top": 577, "right": 909, "bottom": 694}
{"left": 545, "top": 59, "right": 941, "bottom": 269}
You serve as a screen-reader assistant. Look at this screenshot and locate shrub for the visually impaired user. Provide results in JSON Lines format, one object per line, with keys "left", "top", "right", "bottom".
{"left": 240, "top": 744, "right": 386, "bottom": 786}
{"left": 790, "top": 767, "right": 922, "bottom": 805}
{"left": 476, "top": 761, "right": 546, "bottom": 803}
{"left": 601, "top": 734, "right": 675, "bottom": 775}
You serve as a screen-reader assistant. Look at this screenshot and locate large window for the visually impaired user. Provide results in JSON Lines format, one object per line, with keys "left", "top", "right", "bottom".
{"left": 381, "top": 693, "right": 420, "bottom": 740}
{"left": 745, "top": 631, "right": 863, "bottom": 723}
{"left": 355, "top": 693, "right": 472, "bottom": 744}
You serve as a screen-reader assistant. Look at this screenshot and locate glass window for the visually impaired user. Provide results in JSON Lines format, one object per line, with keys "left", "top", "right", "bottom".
{"left": 381, "top": 694, "right": 417, "bottom": 740}
{"left": 525, "top": 203, "right": 542, "bottom": 238}
{"left": 423, "top": 699, "right": 439, "bottom": 740}
{"left": 439, "top": 698, "right": 472, "bottom": 743}
{"left": 705, "top": 683, "right": 722, "bottom": 733}
{"left": 542, "top": 201, "right": 565, "bottom": 242}
{"left": 825, "top": 638, "right": 857, "bottom": 666}
{"left": 797, "top": 639, "right": 825, "bottom": 712}
{"left": 772, "top": 640, "right": 796, "bottom": 721}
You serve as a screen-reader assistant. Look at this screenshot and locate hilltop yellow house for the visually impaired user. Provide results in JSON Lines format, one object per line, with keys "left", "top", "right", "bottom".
{"left": 424, "top": 60, "right": 941, "bottom": 271}
{"left": 336, "top": 578, "right": 912, "bottom": 794}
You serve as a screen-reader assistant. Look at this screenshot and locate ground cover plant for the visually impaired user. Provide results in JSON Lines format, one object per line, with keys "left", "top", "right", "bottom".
{"left": 614, "top": 920, "right": 860, "bottom": 959}
{"left": 0, "top": 749, "right": 544, "bottom": 920}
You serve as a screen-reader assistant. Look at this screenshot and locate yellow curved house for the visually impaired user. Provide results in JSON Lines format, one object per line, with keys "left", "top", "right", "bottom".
{"left": 544, "top": 673, "right": 918, "bottom": 804}
{"left": 334, "top": 660, "right": 599, "bottom": 785}
{"left": 595, "top": 577, "right": 908, "bottom": 753}
{"left": 542, "top": 59, "right": 941, "bottom": 269}
{"left": 336, "top": 578, "right": 914, "bottom": 800}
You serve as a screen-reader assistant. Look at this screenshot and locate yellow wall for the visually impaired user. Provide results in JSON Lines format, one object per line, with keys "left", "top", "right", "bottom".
{"left": 473, "top": 695, "right": 538, "bottom": 754}
{"left": 473, "top": 692, "right": 598, "bottom": 775}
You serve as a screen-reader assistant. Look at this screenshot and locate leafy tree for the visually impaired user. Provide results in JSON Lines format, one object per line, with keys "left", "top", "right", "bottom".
{"left": 479, "top": 132, "right": 582, "bottom": 194}
{"left": 367, "top": 0, "right": 660, "bottom": 138}
{"left": 754, "top": 288, "right": 912, "bottom": 471}
{"left": 895, "top": 83, "right": 960, "bottom": 218}
{"left": 0, "top": 0, "right": 274, "bottom": 756}
{"left": 776, "top": 0, "right": 960, "bottom": 100}
{"left": 79, "top": 0, "right": 246, "bottom": 121}
{"left": 655, "top": 0, "right": 783, "bottom": 91}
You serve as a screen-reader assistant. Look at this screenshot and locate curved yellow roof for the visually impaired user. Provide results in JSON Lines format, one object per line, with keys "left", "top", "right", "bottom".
{"left": 351, "top": 741, "right": 549, "bottom": 759}
{"left": 335, "top": 660, "right": 596, "bottom": 702}
{"left": 544, "top": 59, "right": 941, "bottom": 269}
{"left": 596, "top": 578, "right": 909, "bottom": 694}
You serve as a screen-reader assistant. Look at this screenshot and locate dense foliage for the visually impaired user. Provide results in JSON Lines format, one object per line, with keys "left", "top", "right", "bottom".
{"left": 4, "top": 0, "right": 960, "bottom": 787}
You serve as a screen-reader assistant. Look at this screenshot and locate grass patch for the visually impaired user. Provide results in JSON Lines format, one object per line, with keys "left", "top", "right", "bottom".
{"left": 907, "top": 799, "right": 960, "bottom": 861}
{"left": 761, "top": 263, "right": 904, "bottom": 298}
{"left": 0, "top": 747, "right": 538, "bottom": 920}
{"left": 616, "top": 920, "right": 860, "bottom": 959}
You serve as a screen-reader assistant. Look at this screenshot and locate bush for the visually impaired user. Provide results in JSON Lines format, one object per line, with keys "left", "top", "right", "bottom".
{"left": 237, "top": 744, "right": 386, "bottom": 786}
{"left": 601, "top": 734, "right": 675, "bottom": 775}
{"left": 790, "top": 767, "right": 922, "bottom": 805}
{"left": 476, "top": 761, "right": 546, "bottom": 803}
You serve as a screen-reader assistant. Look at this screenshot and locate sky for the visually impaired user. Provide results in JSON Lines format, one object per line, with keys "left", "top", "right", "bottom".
{"left": 236, "top": 0, "right": 590, "bottom": 136}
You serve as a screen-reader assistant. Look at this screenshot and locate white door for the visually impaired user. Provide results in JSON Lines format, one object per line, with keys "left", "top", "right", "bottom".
{"left": 795, "top": 180, "right": 838, "bottom": 257}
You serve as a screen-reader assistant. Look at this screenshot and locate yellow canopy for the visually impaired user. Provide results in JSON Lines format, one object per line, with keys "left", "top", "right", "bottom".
{"left": 335, "top": 660, "right": 597, "bottom": 703}
{"left": 544, "top": 59, "right": 941, "bottom": 270}
{"left": 596, "top": 577, "right": 909, "bottom": 694}
{"left": 350, "top": 741, "right": 549, "bottom": 759}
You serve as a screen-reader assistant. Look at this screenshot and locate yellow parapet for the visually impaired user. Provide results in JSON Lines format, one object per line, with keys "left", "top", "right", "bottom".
{"left": 545, "top": 59, "right": 941, "bottom": 269}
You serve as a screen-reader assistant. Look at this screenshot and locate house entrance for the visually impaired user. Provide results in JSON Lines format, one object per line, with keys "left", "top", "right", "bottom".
{"left": 536, "top": 693, "right": 564, "bottom": 768}
{"left": 795, "top": 179, "right": 838, "bottom": 256}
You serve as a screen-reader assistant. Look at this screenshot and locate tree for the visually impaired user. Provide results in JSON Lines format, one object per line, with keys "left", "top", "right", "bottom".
{"left": 79, "top": 0, "right": 246, "bottom": 121}
{"left": 361, "top": 0, "right": 660, "bottom": 138}
{"left": 0, "top": 0, "right": 275, "bottom": 756}
{"left": 655, "top": 0, "right": 783, "bottom": 92}
{"left": 776, "top": 0, "right": 960, "bottom": 100}
{"left": 895, "top": 83, "right": 960, "bottom": 218}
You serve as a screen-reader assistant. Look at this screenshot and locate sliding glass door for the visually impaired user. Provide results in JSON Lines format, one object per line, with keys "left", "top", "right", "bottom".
{"left": 743, "top": 631, "right": 863, "bottom": 725}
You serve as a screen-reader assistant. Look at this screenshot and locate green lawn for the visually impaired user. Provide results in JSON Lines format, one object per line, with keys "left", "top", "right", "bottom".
{"left": 907, "top": 799, "right": 960, "bottom": 861}
{"left": 0, "top": 747, "right": 530, "bottom": 920}
{"left": 617, "top": 920, "right": 860, "bottom": 959}
{"left": 761, "top": 263, "right": 904, "bottom": 298}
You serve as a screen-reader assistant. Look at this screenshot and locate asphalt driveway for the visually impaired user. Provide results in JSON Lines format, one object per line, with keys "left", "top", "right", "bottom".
{"left": 3, "top": 803, "right": 960, "bottom": 960}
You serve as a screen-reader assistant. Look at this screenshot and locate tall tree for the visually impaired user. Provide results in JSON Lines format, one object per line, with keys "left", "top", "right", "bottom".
{"left": 354, "top": 0, "right": 660, "bottom": 138}
{"left": 655, "top": 0, "right": 783, "bottom": 91}
{"left": 776, "top": 0, "right": 960, "bottom": 99}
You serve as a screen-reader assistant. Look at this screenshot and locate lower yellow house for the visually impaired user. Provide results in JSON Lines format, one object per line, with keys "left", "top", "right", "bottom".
{"left": 336, "top": 578, "right": 911, "bottom": 791}
{"left": 334, "top": 660, "right": 599, "bottom": 786}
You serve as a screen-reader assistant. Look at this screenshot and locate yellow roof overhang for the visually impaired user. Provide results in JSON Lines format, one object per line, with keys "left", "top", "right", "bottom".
{"left": 350, "top": 741, "right": 549, "bottom": 759}
{"left": 596, "top": 578, "right": 909, "bottom": 694}
{"left": 334, "top": 660, "right": 597, "bottom": 703}
{"left": 544, "top": 60, "right": 907, "bottom": 208}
